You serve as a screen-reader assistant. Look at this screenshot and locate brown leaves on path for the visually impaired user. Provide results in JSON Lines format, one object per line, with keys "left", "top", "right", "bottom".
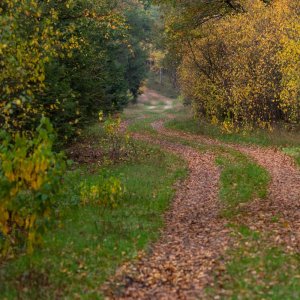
{"left": 104, "top": 114, "right": 300, "bottom": 299}
{"left": 154, "top": 119, "right": 300, "bottom": 251}
{"left": 234, "top": 145, "right": 300, "bottom": 250}
{"left": 103, "top": 133, "right": 230, "bottom": 299}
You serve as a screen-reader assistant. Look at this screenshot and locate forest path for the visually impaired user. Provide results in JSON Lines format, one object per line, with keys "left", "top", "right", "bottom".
{"left": 105, "top": 127, "right": 230, "bottom": 299}
{"left": 104, "top": 89, "right": 300, "bottom": 299}
{"left": 103, "top": 91, "right": 232, "bottom": 299}
{"left": 152, "top": 120, "right": 300, "bottom": 251}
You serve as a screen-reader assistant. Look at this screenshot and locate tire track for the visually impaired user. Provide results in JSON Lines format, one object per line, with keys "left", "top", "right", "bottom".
{"left": 154, "top": 120, "right": 300, "bottom": 250}
{"left": 104, "top": 133, "right": 230, "bottom": 299}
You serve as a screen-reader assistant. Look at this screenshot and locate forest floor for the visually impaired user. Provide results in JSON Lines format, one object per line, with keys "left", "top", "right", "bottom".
{"left": 104, "top": 88, "right": 300, "bottom": 299}
{"left": 1, "top": 87, "right": 300, "bottom": 299}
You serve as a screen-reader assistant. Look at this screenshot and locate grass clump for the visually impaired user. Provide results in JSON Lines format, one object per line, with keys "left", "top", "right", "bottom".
{"left": 216, "top": 150, "right": 270, "bottom": 216}
{"left": 209, "top": 225, "right": 300, "bottom": 299}
{"left": 0, "top": 142, "right": 186, "bottom": 299}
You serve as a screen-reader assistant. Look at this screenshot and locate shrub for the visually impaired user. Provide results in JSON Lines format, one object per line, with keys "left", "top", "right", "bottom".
{"left": 0, "top": 118, "right": 66, "bottom": 258}
{"left": 179, "top": 0, "right": 300, "bottom": 130}
{"left": 100, "top": 112, "right": 134, "bottom": 162}
{"left": 80, "top": 171, "right": 125, "bottom": 209}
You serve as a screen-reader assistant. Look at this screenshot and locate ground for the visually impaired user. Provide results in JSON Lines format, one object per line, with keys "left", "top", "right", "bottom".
{"left": 104, "top": 88, "right": 300, "bottom": 299}
{"left": 1, "top": 88, "right": 299, "bottom": 299}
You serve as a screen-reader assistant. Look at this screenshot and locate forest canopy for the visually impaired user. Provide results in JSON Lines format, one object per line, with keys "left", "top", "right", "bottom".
{"left": 0, "top": 0, "right": 152, "bottom": 141}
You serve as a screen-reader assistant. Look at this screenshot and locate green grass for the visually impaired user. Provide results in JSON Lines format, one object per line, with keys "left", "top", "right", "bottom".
{"left": 215, "top": 149, "right": 270, "bottom": 216}
{"left": 166, "top": 113, "right": 300, "bottom": 148}
{"left": 127, "top": 115, "right": 159, "bottom": 134}
{"left": 0, "top": 142, "right": 186, "bottom": 299}
{"left": 209, "top": 225, "right": 300, "bottom": 299}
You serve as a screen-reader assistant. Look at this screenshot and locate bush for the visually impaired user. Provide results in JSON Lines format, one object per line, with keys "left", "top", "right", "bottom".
{"left": 0, "top": 118, "right": 66, "bottom": 258}
{"left": 80, "top": 171, "right": 125, "bottom": 209}
{"left": 100, "top": 112, "right": 136, "bottom": 163}
{"left": 179, "top": 0, "right": 300, "bottom": 130}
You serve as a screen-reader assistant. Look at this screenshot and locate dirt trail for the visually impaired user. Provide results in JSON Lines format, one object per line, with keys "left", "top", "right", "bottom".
{"left": 104, "top": 134, "right": 230, "bottom": 299}
{"left": 153, "top": 119, "right": 300, "bottom": 251}
{"left": 234, "top": 145, "right": 300, "bottom": 249}
{"left": 104, "top": 91, "right": 300, "bottom": 299}
{"left": 138, "top": 88, "right": 174, "bottom": 110}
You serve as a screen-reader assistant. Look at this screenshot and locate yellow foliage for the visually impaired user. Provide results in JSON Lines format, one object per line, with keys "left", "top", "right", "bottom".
{"left": 0, "top": 118, "right": 66, "bottom": 258}
{"left": 0, "top": 0, "right": 79, "bottom": 134}
{"left": 80, "top": 175, "right": 125, "bottom": 209}
{"left": 179, "top": 0, "right": 300, "bottom": 129}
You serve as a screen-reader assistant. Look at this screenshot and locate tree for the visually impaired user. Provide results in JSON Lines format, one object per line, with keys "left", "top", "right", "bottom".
{"left": 159, "top": 0, "right": 300, "bottom": 130}
{"left": 178, "top": 0, "right": 299, "bottom": 130}
{"left": 0, "top": 0, "right": 151, "bottom": 142}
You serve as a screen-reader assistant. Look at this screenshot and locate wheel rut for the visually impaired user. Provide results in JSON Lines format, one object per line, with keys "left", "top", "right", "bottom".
{"left": 104, "top": 131, "right": 230, "bottom": 299}
{"left": 104, "top": 117, "right": 300, "bottom": 299}
{"left": 153, "top": 119, "right": 300, "bottom": 251}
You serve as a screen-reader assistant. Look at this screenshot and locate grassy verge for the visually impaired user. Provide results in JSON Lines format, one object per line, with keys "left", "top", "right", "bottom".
{"left": 166, "top": 114, "right": 300, "bottom": 147}
{"left": 0, "top": 141, "right": 186, "bottom": 299}
{"left": 209, "top": 225, "right": 300, "bottom": 299}
{"left": 215, "top": 149, "right": 270, "bottom": 216}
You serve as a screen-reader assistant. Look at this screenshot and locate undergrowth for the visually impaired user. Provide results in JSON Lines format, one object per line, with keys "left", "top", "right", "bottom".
{"left": 166, "top": 113, "right": 300, "bottom": 167}
{"left": 208, "top": 225, "right": 300, "bottom": 299}
{"left": 0, "top": 139, "right": 186, "bottom": 299}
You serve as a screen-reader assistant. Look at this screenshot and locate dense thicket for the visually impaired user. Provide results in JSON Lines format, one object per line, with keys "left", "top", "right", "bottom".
{"left": 161, "top": 0, "right": 300, "bottom": 130}
{"left": 1, "top": 0, "right": 151, "bottom": 141}
{"left": 0, "top": 0, "right": 151, "bottom": 257}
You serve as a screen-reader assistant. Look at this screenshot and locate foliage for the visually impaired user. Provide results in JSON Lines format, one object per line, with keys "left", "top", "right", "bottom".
{"left": 0, "top": 0, "right": 151, "bottom": 142}
{"left": 80, "top": 170, "right": 125, "bottom": 209}
{"left": 0, "top": 0, "right": 77, "bottom": 135}
{"left": 0, "top": 118, "right": 66, "bottom": 258}
{"left": 162, "top": 0, "right": 300, "bottom": 130}
{"left": 100, "top": 112, "right": 135, "bottom": 162}
{"left": 0, "top": 141, "right": 186, "bottom": 299}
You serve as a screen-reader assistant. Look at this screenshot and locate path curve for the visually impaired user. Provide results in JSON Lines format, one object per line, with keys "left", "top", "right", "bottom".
{"left": 153, "top": 119, "right": 300, "bottom": 251}
{"left": 104, "top": 133, "right": 230, "bottom": 299}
